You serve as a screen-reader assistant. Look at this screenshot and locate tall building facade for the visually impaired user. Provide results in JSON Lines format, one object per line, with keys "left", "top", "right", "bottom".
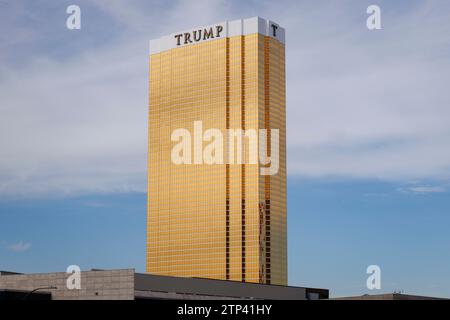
{"left": 147, "top": 17, "right": 286, "bottom": 285}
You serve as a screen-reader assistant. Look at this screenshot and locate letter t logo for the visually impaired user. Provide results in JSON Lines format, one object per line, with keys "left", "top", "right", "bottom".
{"left": 271, "top": 24, "right": 278, "bottom": 37}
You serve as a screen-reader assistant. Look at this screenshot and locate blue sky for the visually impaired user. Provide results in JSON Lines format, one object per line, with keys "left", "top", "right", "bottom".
{"left": 1, "top": 0, "right": 450, "bottom": 298}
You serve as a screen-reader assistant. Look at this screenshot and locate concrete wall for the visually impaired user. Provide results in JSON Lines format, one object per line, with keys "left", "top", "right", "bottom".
{"left": 0, "top": 269, "right": 134, "bottom": 300}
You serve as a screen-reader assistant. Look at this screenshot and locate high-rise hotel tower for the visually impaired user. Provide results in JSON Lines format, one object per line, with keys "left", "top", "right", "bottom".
{"left": 147, "top": 17, "right": 286, "bottom": 285}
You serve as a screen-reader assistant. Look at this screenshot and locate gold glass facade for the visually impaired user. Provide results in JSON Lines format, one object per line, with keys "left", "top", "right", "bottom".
{"left": 147, "top": 19, "right": 286, "bottom": 285}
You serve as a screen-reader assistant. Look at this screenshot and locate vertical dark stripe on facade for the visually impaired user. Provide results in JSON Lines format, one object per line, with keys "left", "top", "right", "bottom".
{"left": 225, "top": 38, "right": 230, "bottom": 281}
{"left": 263, "top": 36, "right": 271, "bottom": 285}
{"left": 241, "top": 35, "right": 246, "bottom": 282}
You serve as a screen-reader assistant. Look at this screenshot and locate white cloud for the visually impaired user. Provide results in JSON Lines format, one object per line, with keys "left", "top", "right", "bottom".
{"left": 398, "top": 185, "right": 446, "bottom": 194}
{"left": 6, "top": 241, "right": 31, "bottom": 252}
{"left": 0, "top": 0, "right": 231, "bottom": 198}
{"left": 0, "top": 0, "right": 450, "bottom": 197}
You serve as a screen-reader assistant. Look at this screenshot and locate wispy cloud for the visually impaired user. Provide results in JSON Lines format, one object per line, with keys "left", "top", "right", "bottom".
{"left": 82, "top": 201, "right": 110, "bottom": 208}
{"left": 398, "top": 186, "right": 446, "bottom": 194}
{"left": 363, "top": 192, "right": 389, "bottom": 198}
{"left": 0, "top": 0, "right": 232, "bottom": 198}
{"left": 6, "top": 241, "right": 31, "bottom": 252}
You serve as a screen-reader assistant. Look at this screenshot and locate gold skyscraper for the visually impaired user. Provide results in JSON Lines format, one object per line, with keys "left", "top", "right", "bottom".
{"left": 147, "top": 17, "right": 286, "bottom": 285}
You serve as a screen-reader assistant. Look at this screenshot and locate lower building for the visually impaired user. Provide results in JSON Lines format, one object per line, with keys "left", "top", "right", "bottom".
{"left": 330, "top": 293, "right": 447, "bottom": 300}
{"left": 0, "top": 269, "right": 328, "bottom": 300}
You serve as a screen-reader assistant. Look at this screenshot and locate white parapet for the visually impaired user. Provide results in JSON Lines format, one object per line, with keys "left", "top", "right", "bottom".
{"left": 149, "top": 17, "right": 285, "bottom": 55}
